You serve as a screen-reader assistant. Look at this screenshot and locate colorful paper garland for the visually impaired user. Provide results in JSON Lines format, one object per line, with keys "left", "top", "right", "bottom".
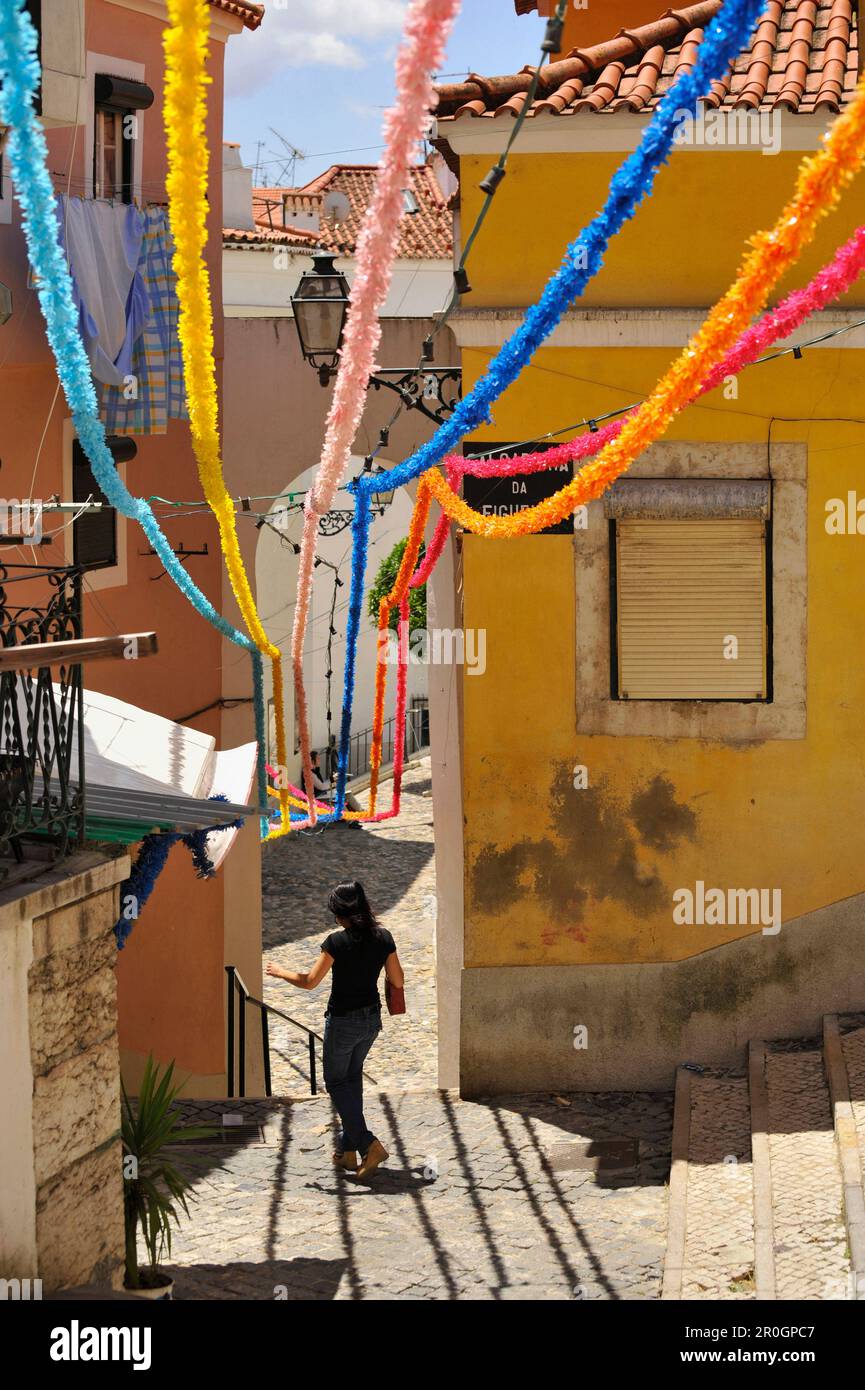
{"left": 290, "top": 0, "right": 461, "bottom": 829}
{"left": 347, "top": 96, "right": 865, "bottom": 819}
{"left": 163, "top": 0, "right": 289, "bottom": 837}
{"left": 422, "top": 70, "right": 865, "bottom": 536}
{"left": 323, "top": 0, "right": 770, "bottom": 818}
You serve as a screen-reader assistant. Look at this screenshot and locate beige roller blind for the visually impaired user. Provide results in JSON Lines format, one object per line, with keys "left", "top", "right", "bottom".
{"left": 616, "top": 519, "right": 768, "bottom": 699}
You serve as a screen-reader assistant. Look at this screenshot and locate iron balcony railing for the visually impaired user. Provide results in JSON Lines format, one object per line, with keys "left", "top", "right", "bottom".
{"left": 0, "top": 562, "right": 85, "bottom": 869}
{"left": 345, "top": 700, "right": 429, "bottom": 782}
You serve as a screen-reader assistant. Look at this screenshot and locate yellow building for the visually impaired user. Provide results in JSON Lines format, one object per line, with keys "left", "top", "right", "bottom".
{"left": 428, "top": 0, "right": 865, "bottom": 1092}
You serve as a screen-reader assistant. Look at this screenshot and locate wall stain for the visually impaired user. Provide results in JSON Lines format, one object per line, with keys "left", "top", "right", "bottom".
{"left": 470, "top": 761, "right": 701, "bottom": 942}
{"left": 629, "top": 774, "right": 698, "bottom": 852}
{"left": 657, "top": 942, "right": 801, "bottom": 1043}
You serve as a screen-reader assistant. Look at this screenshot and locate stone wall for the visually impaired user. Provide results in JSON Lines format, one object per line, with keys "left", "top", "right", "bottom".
{"left": 0, "top": 852, "right": 129, "bottom": 1292}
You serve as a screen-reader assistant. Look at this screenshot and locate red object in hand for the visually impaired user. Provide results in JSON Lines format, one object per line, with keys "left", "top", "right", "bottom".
{"left": 385, "top": 979, "right": 406, "bottom": 1015}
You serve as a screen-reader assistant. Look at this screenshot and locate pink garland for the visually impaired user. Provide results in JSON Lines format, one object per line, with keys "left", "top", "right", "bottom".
{"left": 289, "top": 0, "right": 461, "bottom": 829}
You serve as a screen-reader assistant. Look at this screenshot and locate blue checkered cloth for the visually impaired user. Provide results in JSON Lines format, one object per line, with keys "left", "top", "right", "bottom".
{"left": 100, "top": 207, "right": 188, "bottom": 434}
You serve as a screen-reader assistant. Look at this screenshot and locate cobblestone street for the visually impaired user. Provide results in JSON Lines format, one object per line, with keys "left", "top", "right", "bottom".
{"left": 159, "top": 757, "right": 675, "bottom": 1300}
{"left": 261, "top": 759, "right": 438, "bottom": 1093}
{"left": 164, "top": 1090, "right": 673, "bottom": 1300}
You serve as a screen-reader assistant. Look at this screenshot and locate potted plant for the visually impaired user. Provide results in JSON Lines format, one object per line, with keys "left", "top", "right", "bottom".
{"left": 121, "top": 1054, "right": 215, "bottom": 1299}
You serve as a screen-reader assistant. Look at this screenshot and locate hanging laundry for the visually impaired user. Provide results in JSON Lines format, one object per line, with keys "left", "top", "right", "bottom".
{"left": 57, "top": 195, "right": 149, "bottom": 387}
{"left": 100, "top": 206, "right": 189, "bottom": 435}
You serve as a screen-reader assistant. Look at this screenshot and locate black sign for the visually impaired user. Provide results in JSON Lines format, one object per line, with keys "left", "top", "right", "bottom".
{"left": 461, "top": 442, "right": 574, "bottom": 535}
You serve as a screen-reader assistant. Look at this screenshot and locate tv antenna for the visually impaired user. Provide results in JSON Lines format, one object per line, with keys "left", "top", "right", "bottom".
{"left": 267, "top": 129, "right": 306, "bottom": 185}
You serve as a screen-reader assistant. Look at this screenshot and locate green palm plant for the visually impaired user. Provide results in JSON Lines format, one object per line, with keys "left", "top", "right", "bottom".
{"left": 121, "top": 1054, "right": 216, "bottom": 1290}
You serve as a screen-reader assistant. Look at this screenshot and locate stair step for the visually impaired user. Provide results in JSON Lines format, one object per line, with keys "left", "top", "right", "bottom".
{"left": 683, "top": 1070, "right": 755, "bottom": 1300}
{"left": 663, "top": 1067, "right": 755, "bottom": 1300}
{"left": 764, "top": 1044, "right": 851, "bottom": 1300}
{"left": 840, "top": 1024, "right": 865, "bottom": 1188}
{"left": 826, "top": 1018, "right": 865, "bottom": 1298}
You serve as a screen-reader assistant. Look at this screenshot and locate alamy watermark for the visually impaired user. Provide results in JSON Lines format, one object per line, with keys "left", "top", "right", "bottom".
{"left": 0, "top": 498, "right": 43, "bottom": 542}
{"left": 673, "top": 107, "right": 782, "bottom": 156}
{"left": 0, "top": 1277, "right": 42, "bottom": 1300}
{"left": 377, "top": 626, "right": 486, "bottom": 676}
{"left": 673, "top": 880, "right": 782, "bottom": 935}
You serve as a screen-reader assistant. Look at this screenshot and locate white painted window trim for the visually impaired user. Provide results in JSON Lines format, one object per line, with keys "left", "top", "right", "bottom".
{"left": 62, "top": 416, "right": 128, "bottom": 593}
{"left": 84, "top": 51, "right": 145, "bottom": 202}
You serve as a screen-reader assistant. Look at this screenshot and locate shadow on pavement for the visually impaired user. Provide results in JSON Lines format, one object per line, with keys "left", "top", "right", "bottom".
{"left": 167, "top": 1257, "right": 349, "bottom": 1301}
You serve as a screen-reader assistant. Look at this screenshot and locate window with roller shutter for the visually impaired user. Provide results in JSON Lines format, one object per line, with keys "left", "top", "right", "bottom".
{"left": 609, "top": 483, "right": 771, "bottom": 702}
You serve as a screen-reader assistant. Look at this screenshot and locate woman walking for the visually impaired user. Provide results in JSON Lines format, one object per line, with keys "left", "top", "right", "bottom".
{"left": 266, "top": 880, "right": 404, "bottom": 1178}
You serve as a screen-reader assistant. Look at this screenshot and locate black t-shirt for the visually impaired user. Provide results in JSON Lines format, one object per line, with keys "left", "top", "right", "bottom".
{"left": 320, "top": 925, "right": 396, "bottom": 1015}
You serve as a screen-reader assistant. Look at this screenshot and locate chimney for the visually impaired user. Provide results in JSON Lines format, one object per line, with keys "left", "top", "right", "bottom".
{"left": 222, "top": 142, "right": 254, "bottom": 232}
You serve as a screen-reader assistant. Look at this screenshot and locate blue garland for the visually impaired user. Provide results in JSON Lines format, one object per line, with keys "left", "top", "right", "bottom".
{"left": 0, "top": 0, "right": 268, "bottom": 823}
{"left": 357, "top": 0, "right": 767, "bottom": 499}
{"left": 114, "top": 796, "right": 243, "bottom": 947}
{"left": 334, "top": 0, "right": 768, "bottom": 814}
{"left": 335, "top": 490, "right": 372, "bottom": 818}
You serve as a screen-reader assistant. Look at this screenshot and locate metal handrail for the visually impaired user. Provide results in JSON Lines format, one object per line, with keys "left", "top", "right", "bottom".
{"left": 225, "top": 964, "right": 378, "bottom": 1099}
{"left": 346, "top": 702, "right": 429, "bottom": 780}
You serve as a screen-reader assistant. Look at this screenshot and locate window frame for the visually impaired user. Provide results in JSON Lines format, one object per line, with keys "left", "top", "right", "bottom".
{"left": 608, "top": 511, "right": 774, "bottom": 704}
{"left": 573, "top": 442, "right": 806, "bottom": 742}
{"left": 71, "top": 438, "right": 118, "bottom": 572}
{"left": 93, "top": 102, "right": 133, "bottom": 204}
{"left": 84, "top": 51, "right": 145, "bottom": 202}
{"left": 62, "top": 418, "right": 127, "bottom": 592}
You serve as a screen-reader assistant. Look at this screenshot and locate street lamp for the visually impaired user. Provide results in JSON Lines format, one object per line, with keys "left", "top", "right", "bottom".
{"left": 291, "top": 250, "right": 462, "bottom": 426}
{"left": 290, "top": 253, "right": 350, "bottom": 386}
{"left": 369, "top": 463, "right": 395, "bottom": 509}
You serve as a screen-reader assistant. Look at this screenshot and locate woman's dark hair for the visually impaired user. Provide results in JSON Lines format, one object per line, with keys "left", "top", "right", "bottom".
{"left": 328, "top": 880, "right": 378, "bottom": 934}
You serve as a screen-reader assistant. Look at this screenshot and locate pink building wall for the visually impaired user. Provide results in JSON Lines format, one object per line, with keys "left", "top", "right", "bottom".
{"left": 0, "top": 0, "right": 260, "bottom": 1093}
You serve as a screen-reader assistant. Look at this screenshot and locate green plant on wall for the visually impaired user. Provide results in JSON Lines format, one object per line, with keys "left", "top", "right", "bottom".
{"left": 121, "top": 1054, "right": 215, "bottom": 1290}
{"left": 368, "top": 538, "right": 427, "bottom": 634}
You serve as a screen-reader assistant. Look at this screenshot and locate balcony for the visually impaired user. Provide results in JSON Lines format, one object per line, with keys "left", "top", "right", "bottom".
{"left": 0, "top": 560, "right": 84, "bottom": 878}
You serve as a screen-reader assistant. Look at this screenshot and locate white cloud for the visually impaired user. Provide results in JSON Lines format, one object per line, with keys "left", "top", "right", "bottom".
{"left": 226, "top": 0, "right": 408, "bottom": 94}
{"left": 284, "top": 33, "right": 366, "bottom": 70}
{"left": 272, "top": 0, "right": 407, "bottom": 39}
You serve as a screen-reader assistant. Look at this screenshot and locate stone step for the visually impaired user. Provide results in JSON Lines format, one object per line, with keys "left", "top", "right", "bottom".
{"left": 686, "top": 1069, "right": 755, "bottom": 1299}
{"left": 761, "top": 1038, "right": 851, "bottom": 1300}
{"left": 825, "top": 1016, "right": 865, "bottom": 1298}
{"left": 665, "top": 1017, "right": 865, "bottom": 1302}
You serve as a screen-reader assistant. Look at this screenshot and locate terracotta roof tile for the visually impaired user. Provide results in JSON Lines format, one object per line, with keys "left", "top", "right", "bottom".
{"left": 207, "top": 0, "right": 264, "bottom": 29}
{"left": 237, "top": 163, "right": 452, "bottom": 259}
{"left": 223, "top": 224, "right": 317, "bottom": 250}
{"left": 435, "top": 0, "right": 859, "bottom": 120}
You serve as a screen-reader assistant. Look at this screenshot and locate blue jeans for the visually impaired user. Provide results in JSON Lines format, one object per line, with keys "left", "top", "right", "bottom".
{"left": 323, "top": 1004, "right": 381, "bottom": 1155}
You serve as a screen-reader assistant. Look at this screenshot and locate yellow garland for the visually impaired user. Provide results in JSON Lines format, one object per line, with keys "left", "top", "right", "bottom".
{"left": 163, "top": 0, "right": 290, "bottom": 832}
{"left": 422, "top": 74, "right": 865, "bottom": 537}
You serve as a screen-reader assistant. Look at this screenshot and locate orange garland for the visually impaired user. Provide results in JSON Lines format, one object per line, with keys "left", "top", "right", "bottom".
{"left": 367, "top": 481, "right": 432, "bottom": 815}
{"left": 421, "top": 74, "right": 865, "bottom": 538}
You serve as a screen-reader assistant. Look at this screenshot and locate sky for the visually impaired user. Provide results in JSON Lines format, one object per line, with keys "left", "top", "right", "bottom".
{"left": 223, "top": 0, "right": 544, "bottom": 186}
